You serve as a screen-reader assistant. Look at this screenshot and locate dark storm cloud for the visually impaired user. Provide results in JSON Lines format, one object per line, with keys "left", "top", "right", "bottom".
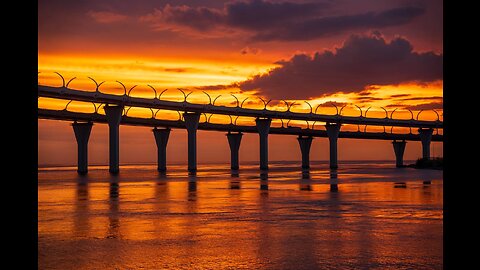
{"left": 238, "top": 34, "right": 443, "bottom": 99}
{"left": 405, "top": 102, "right": 443, "bottom": 110}
{"left": 252, "top": 6, "right": 425, "bottom": 41}
{"left": 141, "top": 1, "right": 424, "bottom": 41}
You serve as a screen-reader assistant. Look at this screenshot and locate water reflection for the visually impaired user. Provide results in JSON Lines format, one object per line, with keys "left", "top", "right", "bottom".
{"left": 107, "top": 181, "right": 121, "bottom": 239}
{"left": 230, "top": 170, "right": 240, "bottom": 189}
{"left": 188, "top": 175, "right": 197, "bottom": 202}
{"left": 300, "top": 169, "right": 312, "bottom": 191}
{"left": 260, "top": 170, "right": 268, "bottom": 191}
{"left": 74, "top": 178, "right": 90, "bottom": 237}
{"left": 330, "top": 169, "right": 339, "bottom": 192}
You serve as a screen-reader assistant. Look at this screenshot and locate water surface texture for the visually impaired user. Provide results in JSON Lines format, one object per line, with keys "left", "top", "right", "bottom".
{"left": 38, "top": 161, "right": 443, "bottom": 269}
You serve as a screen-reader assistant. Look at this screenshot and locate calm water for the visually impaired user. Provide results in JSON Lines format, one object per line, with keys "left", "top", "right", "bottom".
{"left": 38, "top": 161, "right": 443, "bottom": 270}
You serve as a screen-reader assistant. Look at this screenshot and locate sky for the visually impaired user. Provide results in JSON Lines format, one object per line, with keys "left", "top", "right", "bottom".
{"left": 38, "top": 0, "right": 443, "bottom": 166}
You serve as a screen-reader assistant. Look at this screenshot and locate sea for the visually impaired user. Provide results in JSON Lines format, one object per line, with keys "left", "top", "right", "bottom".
{"left": 38, "top": 160, "right": 443, "bottom": 269}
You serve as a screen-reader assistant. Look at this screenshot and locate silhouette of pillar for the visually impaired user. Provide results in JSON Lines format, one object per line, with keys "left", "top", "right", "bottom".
{"left": 255, "top": 118, "right": 271, "bottom": 170}
{"left": 183, "top": 112, "right": 200, "bottom": 173}
{"left": 226, "top": 132, "right": 243, "bottom": 170}
{"left": 104, "top": 104, "right": 124, "bottom": 174}
{"left": 297, "top": 135, "right": 313, "bottom": 169}
{"left": 392, "top": 140, "right": 407, "bottom": 167}
{"left": 325, "top": 123, "right": 341, "bottom": 169}
{"left": 72, "top": 121, "right": 93, "bottom": 175}
{"left": 153, "top": 127, "right": 170, "bottom": 172}
{"left": 418, "top": 128, "right": 433, "bottom": 159}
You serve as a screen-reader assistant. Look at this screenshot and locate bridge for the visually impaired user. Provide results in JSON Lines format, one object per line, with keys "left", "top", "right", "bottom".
{"left": 38, "top": 81, "right": 443, "bottom": 175}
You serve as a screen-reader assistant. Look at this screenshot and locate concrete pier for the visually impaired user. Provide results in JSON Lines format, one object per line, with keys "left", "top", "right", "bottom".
{"left": 325, "top": 123, "right": 341, "bottom": 169}
{"left": 183, "top": 112, "right": 201, "bottom": 173}
{"left": 418, "top": 128, "right": 433, "bottom": 159}
{"left": 72, "top": 121, "right": 93, "bottom": 174}
{"left": 297, "top": 135, "right": 313, "bottom": 169}
{"left": 392, "top": 140, "right": 407, "bottom": 167}
{"left": 255, "top": 118, "right": 272, "bottom": 170}
{"left": 153, "top": 127, "right": 171, "bottom": 172}
{"left": 104, "top": 105, "right": 124, "bottom": 174}
{"left": 226, "top": 132, "right": 243, "bottom": 170}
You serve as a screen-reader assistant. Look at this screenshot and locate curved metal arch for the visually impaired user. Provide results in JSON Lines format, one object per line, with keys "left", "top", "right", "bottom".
{"left": 54, "top": 72, "right": 65, "bottom": 87}
{"left": 63, "top": 100, "right": 73, "bottom": 111}
{"left": 339, "top": 104, "right": 348, "bottom": 116}
{"left": 213, "top": 95, "right": 222, "bottom": 106}
{"left": 354, "top": 105, "right": 363, "bottom": 117}
{"left": 390, "top": 107, "right": 413, "bottom": 120}
{"left": 416, "top": 109, "right": 441, "bottom": 121}
{"left": 311, "top": 121, "right": 317, "bottom": 130}
{"left": 234, "top": 116, "right": 240, "bottom": 125}
{"left": 95, "top": 103, "right": 105, "bottom": 114}
{"left": 66, "top": 77, "right": 76, "bottom": 88}
{"left": 240, "top": 97, "right": 249, "bottom": 108}
{"left": 280, "top": 118, "right": 285, "bottom": 128}
{"left": 149, "top": 108, "right": 155, "bottom": 118}
{"left": 304, "top": 120, "right": 310, "bottom": 129}
{"left": 287, "top": 101, "right": 297, "bottom": 112}
{"left": 407, "top": 109, "right": 414, "bottom": 120}
{"left": 127, "top": 85, "right": 139, "bottom": 97}
{"left": 381, "top": 107, "right": 389, "bottom": 118}
{"left": 202, "top": 91, "right": 212, "bottom": 105}
{"left": 154, "top": 108, "right": 161, "bottom": 119}
{"left": 158, "top": 89, "right": 168, "bottom": 100}
{"left": 147, "top": 85, "right": 158, "bottom": 99}
{"left": 184, "top": 91, "right": 193, "bottom": 102}
{"left": 259, "top": 97, "right": 271, "bottom": 110}
{"left": 304, "top": 101, "right": 313, "bottom": 114}
{"left": 231, "top": 94, "right": 240, "bottom": 107}
{"left": 202, "top": 113, "right": 210, "bottom": 123}
{"left": 124, "top": 106, "right": 132, "bottom": 116}
{"left": 87, "top": 77, "right": 105, "bottom": 93}
{"left": 115, "top": 81, "right": 128, "bottom": 95}
{"left": 177, "top": 111, "right": 182, "bottom": 121}
{"left": 207, "top": 113, "right": 214, "bottom": 123}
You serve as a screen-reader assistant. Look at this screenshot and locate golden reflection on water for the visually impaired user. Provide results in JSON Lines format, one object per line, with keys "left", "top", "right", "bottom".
{"left": 38, "top": 163, "right": 442, "bottom": 269}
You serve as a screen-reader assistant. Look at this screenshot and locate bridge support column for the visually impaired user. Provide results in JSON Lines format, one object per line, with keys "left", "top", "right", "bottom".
{"left": 418, "top": 128, "right": 433, "bottom": 159}
{"left": 297, "top": 135, "right": 313, "bottom": 169}
{"left": 325, "top": 123, "right": 341, "bottom": 169}
{"left": 392, "top": 140, "right": 407, "bottom": 167}
{"left": 72, "top": 121, "right": 93, "bottom": 175}
{"left": 226, "top": 132, "right": 243, "bottom": 170}
{"left": 104, "top": 105, "right": 124, "bottom": 174}
{"left": 153, "top": 127, "right": 170, "bottom": 172}
{"left": 255, "top": 118, "right": 271, "bottom": 170}
{"left": 184, "top": 112, "right": 200, "bottom": 173}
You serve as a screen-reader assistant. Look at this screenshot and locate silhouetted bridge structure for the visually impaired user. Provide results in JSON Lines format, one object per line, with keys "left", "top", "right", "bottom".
{"left": 38, "top": 83, "right": 443, "bottom": 174}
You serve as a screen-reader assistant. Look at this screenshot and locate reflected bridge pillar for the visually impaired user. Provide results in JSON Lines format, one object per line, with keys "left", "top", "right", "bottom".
{"left": 183, "top": 112, "right": 200, "bottom": 173}
{"left": 325, "top": 123, "right": 341, "bottom": 169}
{"left": 392, "top": 140, "right": 407, "bottom": 167}
{"left": 104, "top": 104, "right": 124, "bottom": 174}
{"left": 418, "top": 128, "right": 433, "bottom": 159}
{"left": 255, "top": 118, "right": 272, "bottom": 170}
{"left": 226, "top": 132, "right": 243, "bottom": 170}
{"left": 297, "top": 135, "right": 313, "bottom": 169}
{"left": 153, "top": 127, "right": 171, "bottom": 172}
{"left": 72, "top": 121, "right": 93, "bottom": 175}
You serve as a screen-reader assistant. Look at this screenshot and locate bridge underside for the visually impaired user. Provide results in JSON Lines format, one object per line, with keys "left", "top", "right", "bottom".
{"left": 38, "top": 109, "right": 443, "bottom": 142}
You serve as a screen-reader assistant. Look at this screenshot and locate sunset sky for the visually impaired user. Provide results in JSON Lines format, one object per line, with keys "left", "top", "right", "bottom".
{"left": 38, "top": 0, "right": 443, "bottom": 166}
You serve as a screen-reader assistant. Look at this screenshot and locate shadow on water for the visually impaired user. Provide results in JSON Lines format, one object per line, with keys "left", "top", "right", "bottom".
{"left": 300, "top": 169, "right": 312, "bottom": 191}
{"left": 230, "top": 169, "right": 240, "bottom": 189}
{"left": 188, "top": 174, "right": 197, "bottom": 202}
{"left": 330, "top": 169, "right": 339, "bottom": 192}
{"left": 107, "top": 176, "right": 121, "bottom": 239}
{"left": 260, "top": 170, "right": 268, "bottom": 191}
{"left": 74, "top": 175, "right": 90, "bottom": 237}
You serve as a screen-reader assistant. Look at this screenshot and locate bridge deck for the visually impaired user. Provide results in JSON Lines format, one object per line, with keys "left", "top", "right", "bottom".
{"left": 38, "top": 85, "right": 443, "bottom": 129}
{"left": 38, "top": 108, "right": 443, "bottom": 142}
